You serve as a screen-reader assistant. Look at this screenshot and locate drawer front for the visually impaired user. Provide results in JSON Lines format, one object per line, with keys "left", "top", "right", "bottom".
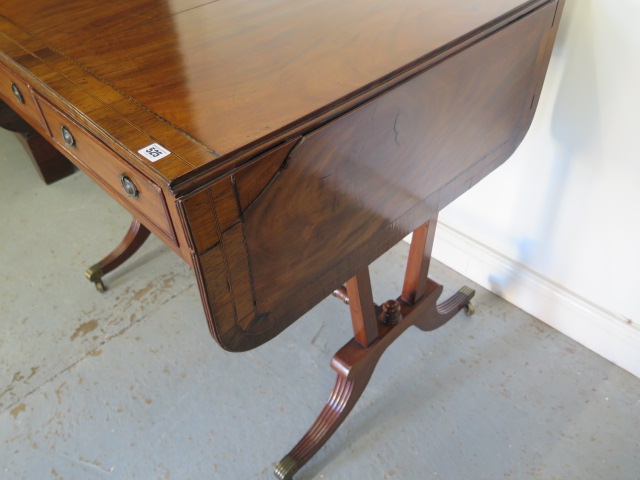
{"left": 37, "top": 96, "right": 176, "bottom": 244}
{"left": 0, "top": 62, "right": 44, "bottom": 128}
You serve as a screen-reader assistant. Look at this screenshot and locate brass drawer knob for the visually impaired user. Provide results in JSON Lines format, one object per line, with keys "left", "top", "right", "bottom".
{"left": 11, "top": 82, "right": 24, "bottom": 104}
{"left": 120, "top": 174, "right": 139, "bottom": 198}
{"left": 60, "top": 125, "right": 76, "bottom": 147}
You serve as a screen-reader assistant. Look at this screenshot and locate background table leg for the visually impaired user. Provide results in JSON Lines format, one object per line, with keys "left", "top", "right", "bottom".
{"left": 85, "top": 218, "right": 151, "bottom": 292}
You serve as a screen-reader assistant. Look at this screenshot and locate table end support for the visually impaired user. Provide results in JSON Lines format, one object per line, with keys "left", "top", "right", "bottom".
{"left": 274, "top": 216, "right": 475, "bottom": 480}
{"left": 273, "top": 281, "right": 476, "bottom": 479}
{"left": 273, "top": 219, "right": 476, "bottom": 479}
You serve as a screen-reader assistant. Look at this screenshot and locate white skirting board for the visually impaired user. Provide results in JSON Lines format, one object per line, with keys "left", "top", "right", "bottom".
{"left": 421, "top": 223, "right": 640, "bottom": 379}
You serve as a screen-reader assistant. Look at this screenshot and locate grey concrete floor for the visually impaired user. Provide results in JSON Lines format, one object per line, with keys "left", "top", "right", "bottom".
{"left": 1, "top": 128, "right": 639, "bottom": 480}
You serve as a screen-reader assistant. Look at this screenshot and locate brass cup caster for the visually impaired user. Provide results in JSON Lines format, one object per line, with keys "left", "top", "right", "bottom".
{"left": 94, "top": 279, "right": 107, "bottom": 293}
{"left": 85, "top": 264, "right": 107, "bottom": 293}
{"left": 457, "top": 286, "right": 476, "bottom": 317}
{"left": 273, "top": 455, "right": 299, "bottom": 480}
{"left": 464, "top": 302, "right": 475, "bottom": 316}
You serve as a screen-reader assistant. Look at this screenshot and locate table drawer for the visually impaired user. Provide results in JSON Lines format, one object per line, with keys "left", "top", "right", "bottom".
{"left": 37, "top": 96, "right": 176, "bottom": 244}
{"left": 0, "top": 61, "right": 44, "bottom": 128}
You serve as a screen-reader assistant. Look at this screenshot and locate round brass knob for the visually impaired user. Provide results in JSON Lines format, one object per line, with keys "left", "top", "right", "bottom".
{"left": 120, "top": 174, "right": 139, "bottom": 198}
{"left": 11, "top": 82, "right": 24, "bottom": 104}
{"left": 60, "top": 125, "right": 75, "bottom": 147}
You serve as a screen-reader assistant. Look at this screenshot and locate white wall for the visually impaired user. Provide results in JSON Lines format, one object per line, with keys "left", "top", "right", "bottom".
{"left": 432, "top": 0, "right": 640, "bottom": 377}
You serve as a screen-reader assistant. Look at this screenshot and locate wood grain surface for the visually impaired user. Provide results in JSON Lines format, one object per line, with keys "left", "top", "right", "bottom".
{"left": 1, "top": 0, "right": 553, "bottom": 184}
{"left": 0, "top": 0, "right": 564, "bottom": 351}
{"left": 179, "top": 2, "right": 563, "bottom": 350}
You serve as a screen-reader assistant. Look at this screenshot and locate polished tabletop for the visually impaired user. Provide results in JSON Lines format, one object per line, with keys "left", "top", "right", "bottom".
{"left": 0, "top": 0, "right": 561, "bottom": 353}
{"left": 0, "top": 0, "right": 547, "bottom": 184}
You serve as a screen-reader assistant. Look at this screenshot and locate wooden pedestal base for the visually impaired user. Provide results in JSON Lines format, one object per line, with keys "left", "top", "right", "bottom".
{"left": 85, "top": 218, "right": 151, "bottom": 292}
{"left": 274, "top": 218, "right": 474, "bottom": 479}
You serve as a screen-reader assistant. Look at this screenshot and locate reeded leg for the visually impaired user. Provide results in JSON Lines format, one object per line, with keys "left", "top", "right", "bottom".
{"left": 85, "top": 218, "right": 151, "bottom": 292}
{"left": 275, "top": 268, "right": 378, "bottom": 480}
{"left": 274, "top": 360, "right": 376, "bottom": 480}
{"left": 274, "top": 219, "right": 475, "bottom": 479}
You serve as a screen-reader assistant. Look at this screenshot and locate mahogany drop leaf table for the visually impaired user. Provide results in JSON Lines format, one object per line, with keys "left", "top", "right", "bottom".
{"left": 0, "top": 0, "right": 565, "bottom": 477}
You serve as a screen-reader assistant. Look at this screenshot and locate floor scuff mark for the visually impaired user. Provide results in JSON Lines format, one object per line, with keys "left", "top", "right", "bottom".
{"left": 9, "top": 403, "right": 26, "bottom": 419}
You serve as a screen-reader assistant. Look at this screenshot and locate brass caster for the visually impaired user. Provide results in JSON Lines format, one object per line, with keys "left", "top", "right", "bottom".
{"left": 464, "top": 302, "right": 475, "bottom": 316}
{"left": 85, "top": 264, "right": 107, "bottom": 293}
{"left": 273, "top": 455, "right": 299, "bottom": 480}
{"left": 95, "top": 279, "right": 107, "bottom": 293}
{"left": 456, "top": 286, "right": 475, "bottom": 317}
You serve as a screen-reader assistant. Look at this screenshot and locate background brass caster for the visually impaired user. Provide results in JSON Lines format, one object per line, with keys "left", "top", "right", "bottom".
{"left": 85, "top": 264, "right": 107, "bottom": 293}
{"left": 464, "top": 302, "right": 475, "bottom": 316}
{"left": 94, "top": 279, "right": 107, "bottom": 292}
{"left": 273, "top": 455, "right": 299, "bottom": 480}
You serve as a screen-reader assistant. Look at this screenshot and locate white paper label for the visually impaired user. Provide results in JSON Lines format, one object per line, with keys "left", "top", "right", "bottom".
{"left": 138, "top": 143, "right": 171, "bottom": 162}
